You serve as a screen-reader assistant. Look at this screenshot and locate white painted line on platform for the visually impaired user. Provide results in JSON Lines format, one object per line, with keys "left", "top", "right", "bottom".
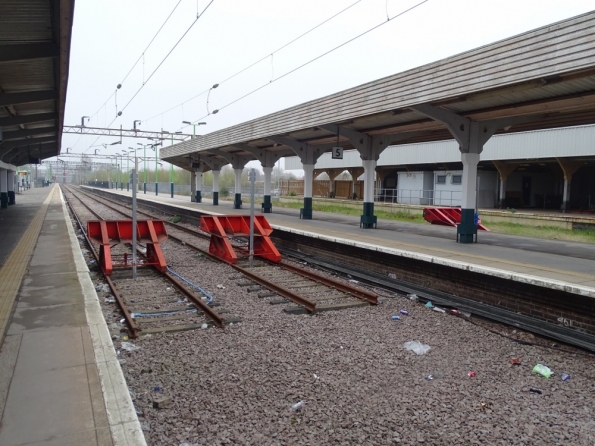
{"left": 59, "top": 189, "right": 147, "bottom": 446}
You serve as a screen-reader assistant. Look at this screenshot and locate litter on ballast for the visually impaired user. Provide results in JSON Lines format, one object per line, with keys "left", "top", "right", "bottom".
{"left": 217, "top": 284, "right": 225, "bottom": 289}
{"left": 425, "top": 301, "right": 434, "bottom": 308}
{"left": 532, "top": 364, "right": 553, "bottom": 378}
{"left": 121, "top": 342, "right": 139, "bottom": 352}
{"left": 403, "top": 341, "right": 431, "bottom": 355}
{"left": 407, "top": 294, "right": 418, "bottom": 301}
{"left": 201, "top": 323, "right": 208, "bottom": 329}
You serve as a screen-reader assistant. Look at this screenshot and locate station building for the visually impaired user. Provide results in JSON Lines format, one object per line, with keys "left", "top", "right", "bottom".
{"left": 285, "top": 124, "right": 595, "bottom": 212}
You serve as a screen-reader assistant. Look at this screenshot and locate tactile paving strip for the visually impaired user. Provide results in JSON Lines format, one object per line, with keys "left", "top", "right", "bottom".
{"left": 0, "top": 186, "right": 56, "bottom": 340}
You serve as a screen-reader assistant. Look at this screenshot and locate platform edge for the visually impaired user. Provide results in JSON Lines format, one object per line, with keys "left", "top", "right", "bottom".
{"left": 59, "top": 188, "right": 147, "bottom": 446}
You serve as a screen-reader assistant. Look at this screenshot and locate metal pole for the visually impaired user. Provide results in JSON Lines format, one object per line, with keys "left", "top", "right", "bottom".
{"left": 132, "top": 158, "right": 138, "bottom": 280}
{"left": 155, "top": 146, "right": 158, "bottom": 195}
{"left": 170, "top": 136, "right": 174, "bottom": 198}
{"left": 127, "top": 155, "right": 130, "bottom": 191}
{"left": 249, "top": 168, "right": 255, "bottom": 267}
{"left": 143, "top": 146, "right": 147, "bottom": 194}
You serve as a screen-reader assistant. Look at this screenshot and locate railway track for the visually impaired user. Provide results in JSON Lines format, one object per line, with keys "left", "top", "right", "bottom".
{"left": 77, "top": 186, "right": 595, "bottom": 352}
{"left": 62, "top": 186, "right": 228, "bottom": 338}
{"left": 70, "top": 186, "right": 377, "bottom": 314}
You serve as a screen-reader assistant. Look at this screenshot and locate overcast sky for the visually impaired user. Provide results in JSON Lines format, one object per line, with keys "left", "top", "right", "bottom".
{"left": 60, "top": 0, "right": 595, "bottom": 172}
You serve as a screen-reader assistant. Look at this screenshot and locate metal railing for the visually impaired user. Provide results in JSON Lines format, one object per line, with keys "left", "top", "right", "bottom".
{"left": 375, "top": 188, "right": 462, "bottom": 207}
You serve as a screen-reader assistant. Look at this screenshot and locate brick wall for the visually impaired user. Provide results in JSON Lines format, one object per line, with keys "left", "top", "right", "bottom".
{"left": 272, "top": 230, "right": 595, "bottom": 335}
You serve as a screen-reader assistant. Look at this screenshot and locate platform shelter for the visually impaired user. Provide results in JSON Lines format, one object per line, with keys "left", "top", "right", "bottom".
{"left": 162, "top": 11, "right": 595, "bottom": 243}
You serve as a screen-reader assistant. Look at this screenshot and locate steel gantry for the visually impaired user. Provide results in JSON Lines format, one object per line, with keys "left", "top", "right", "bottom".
{"left": 62, "top": 125, "right": 193, "bottom": 142}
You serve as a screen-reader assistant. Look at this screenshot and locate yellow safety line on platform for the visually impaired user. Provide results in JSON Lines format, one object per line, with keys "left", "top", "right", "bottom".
{"left": 0, "top": 186, "right": 56, "bottom": 340}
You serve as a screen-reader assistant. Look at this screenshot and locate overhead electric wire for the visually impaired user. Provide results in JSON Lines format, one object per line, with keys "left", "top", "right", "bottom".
{"left": 143, "top": 0, "right": 363, "bottom": 126}
{"left": 120, "top": 0, "right": 215, "bottom": 114}
{"left": 120, "top": 0, "right": 182, "bottom": 87}
{"left": 86, "top": 1, "right": 183, "bottom": 126}
{"left": 186, "top": 0, "right": 429, "bottom": 125}
{"left": 80, "top": 1, "right": 213, "bottom": 153}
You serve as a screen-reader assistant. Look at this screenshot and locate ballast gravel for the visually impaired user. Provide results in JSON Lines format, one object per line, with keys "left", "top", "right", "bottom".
{"left": 69, "top": 188, "right": 595, "bottom": 445}
{"left": 120, "top": 240, "right": 595, "bottom": 446}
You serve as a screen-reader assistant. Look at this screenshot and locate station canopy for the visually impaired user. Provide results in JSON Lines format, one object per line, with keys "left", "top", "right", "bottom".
{"left": 162, "top": 11, "right": 595, "bottom": 171}
{"left": 0, "top": 0, "right": 74, "bottom": 166}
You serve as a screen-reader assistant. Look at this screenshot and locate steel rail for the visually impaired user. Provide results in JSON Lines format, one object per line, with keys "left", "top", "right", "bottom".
{"left": 282, "top": 247, "right": 595, "bottom": 353}
{"left": 62, "top": 188, "right": 140, "bottom": 338}
{"left": 280, "top": 262, "right": 377, "bottom": 304}
{"left": 80, "top": 187, "right": 377, "bottom": 310}
{"left": 76, "top": 187, "right": 318, "bottom": 312}
{"left": 65, "top": 186, "right": 225, "bottom": 328}
{"left": 230, "top": 264, "right": 317, "bottom": 313}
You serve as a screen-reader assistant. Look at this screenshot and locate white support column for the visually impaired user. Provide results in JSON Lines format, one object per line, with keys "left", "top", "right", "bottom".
{"left": 562, "top": 178, "right": 570, "bottom": 212}
{"left": 262, "top": 166, "right": 273, "bottom": 213}
{"left": 499, "top": 178, "right": 506, "bottom": 208}
{"left": 461, "top": 153, "right": 480, "bottom": 210}
{"left": 234, "top": 168, "right": 243, "bottom": 209}
{"left": 263, "top": 167, "right": 272, "bottom": 196}
{"left": 7, "top": 170, "right": 15, "bottom": 205}
{"left": 195, "top": 168, "right": 203, "bottom": 203}
{"left": 190, "top": 170, "right": 196, "bottom": 202}
{"left": 361, "top": 160, "right": 377, "bottom": 228}
{"left": 212, "top": 170, "right": 220, "bottom": 206}
{"left": 0, "top": 168, "right": 7, "bottom": 208}
{"left": 301, "top": 163, "right": 314, "bottom": 219}
{"left": 362, "top": 160, "right": 376, "bottom": 203}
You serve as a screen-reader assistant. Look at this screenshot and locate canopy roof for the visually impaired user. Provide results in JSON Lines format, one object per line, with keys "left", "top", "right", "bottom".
{"left": 0, "top": 0, "right": 75, "bottom": 166}
{"left": 162, "top": 11, "right": 595, "bottom": 171}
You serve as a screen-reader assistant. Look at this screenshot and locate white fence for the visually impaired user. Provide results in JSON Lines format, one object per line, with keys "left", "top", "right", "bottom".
{"left": 375, "top": 188, "right": 462, "bottom": 207}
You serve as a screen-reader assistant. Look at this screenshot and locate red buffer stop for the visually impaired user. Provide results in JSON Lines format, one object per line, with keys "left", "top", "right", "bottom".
{"left": 199, "top": 215, "right": 282, "bottom": 264}
{"left": 87, "top": 220, "right": 168, "bottom": 275}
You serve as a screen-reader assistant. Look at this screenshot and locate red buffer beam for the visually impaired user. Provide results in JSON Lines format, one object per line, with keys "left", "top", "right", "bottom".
{"left": 199, "top": 215, "right": 282, "bottom": 264}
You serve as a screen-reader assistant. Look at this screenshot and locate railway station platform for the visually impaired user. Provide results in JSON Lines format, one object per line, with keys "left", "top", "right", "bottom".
{"left": 0, "top": 185, "right": 144, "bottom": 445}
{"left": 89, "top": 188, "right": 595, "bottom": 299}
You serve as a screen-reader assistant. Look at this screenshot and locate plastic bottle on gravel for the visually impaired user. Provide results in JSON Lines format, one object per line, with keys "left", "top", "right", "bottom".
{"left": 290, "top": 401, "right": 305, "bottom": 412}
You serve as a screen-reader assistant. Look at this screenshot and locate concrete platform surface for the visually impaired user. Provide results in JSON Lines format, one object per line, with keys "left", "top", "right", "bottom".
{"left": 90, "top": 187, "right": 595, "bottom": 298}
{"left": 0, "top": 185, "right": 145, "bottom": 446}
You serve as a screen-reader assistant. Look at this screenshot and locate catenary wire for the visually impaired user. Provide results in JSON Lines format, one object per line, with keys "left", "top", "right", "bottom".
{"left": 84, "top": 0, "right": 183, "bottom": 130}
{"left": 120, "top": 0, "right": 215, "bottom": 114}
{"left": 142, "top": 0, "right": 363, "bottom": 126}
{"left": 121, "top": 0, "right": 183, "bottom": 89}
{"left": 81, "top": 1, "right": 214, "bottom": 152}
{"left": 186, "top": 0, "right": 429, "bottom": 124}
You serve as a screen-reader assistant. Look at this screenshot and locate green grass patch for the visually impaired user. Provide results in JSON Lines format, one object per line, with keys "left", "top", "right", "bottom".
{"left": 483, "top": 220, "right": 595, "bottom": 244}
{"left": 275, "top": 199, "right": 595, "bottom": 243}
{"left": 274, "top": 201, "right": 425, "bottom": 223}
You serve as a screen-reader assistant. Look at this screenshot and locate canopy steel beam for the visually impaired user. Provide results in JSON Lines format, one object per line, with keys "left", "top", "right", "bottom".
{"left": 0, "top": 135, "right": 57, "bottom": 152}
{"left": 0, "top": 90, "right": 58, "bottom": 107}
{"left": 0, "top": 112, "right": 57, "bottom": 127}
{"left": 2, "top": 126, "right": 56, "bottom": 141}
{"left": 0, "top": 43, "right": 59, "bottom": 63}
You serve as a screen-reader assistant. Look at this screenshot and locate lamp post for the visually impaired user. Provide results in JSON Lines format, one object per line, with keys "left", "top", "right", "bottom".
{"left": 182, "top": 121, "right": 206, "bottom": 137}
{"left": 124, "top": 149, "right": 133, "bottom": 191}
{"left": 137, "top": 143, "right": 148, "bottom": 193}
{"left": 154, "top": 143, "right": 160, "bottom": 196}
{"left": 117, "top": 153, "right": 122, "bottom": 189}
